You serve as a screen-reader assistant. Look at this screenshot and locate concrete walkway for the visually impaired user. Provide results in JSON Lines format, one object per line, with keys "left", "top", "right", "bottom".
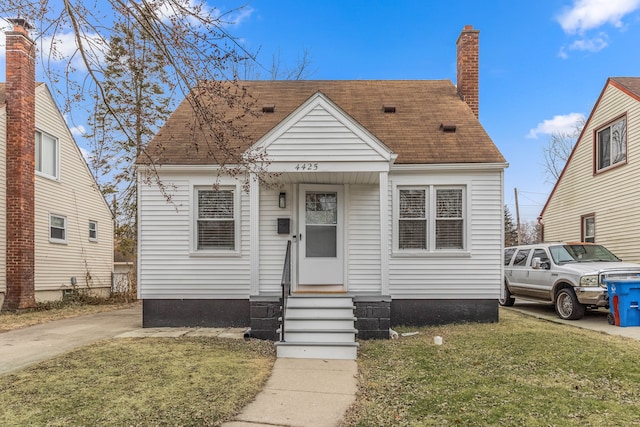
{"left": 222, "top": 358, "right": 357, "bottom": 427}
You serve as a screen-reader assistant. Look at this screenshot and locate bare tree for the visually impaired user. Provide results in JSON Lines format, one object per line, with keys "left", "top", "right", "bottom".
{"left": 2, "top": 1, "right": 262, "bottom": 176}
{"left": 518, "top": 220, "right": 541, "bottom": 245}
{"left": 542, "top": 117, "right": 585, "bottom": 184}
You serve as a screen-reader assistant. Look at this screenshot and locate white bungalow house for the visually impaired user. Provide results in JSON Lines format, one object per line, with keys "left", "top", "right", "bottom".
{"left": 137, "top": 25, "right": 507, "bottom": 359}
{"left": 1, "top": 20, "right": 114, "bottom": 310}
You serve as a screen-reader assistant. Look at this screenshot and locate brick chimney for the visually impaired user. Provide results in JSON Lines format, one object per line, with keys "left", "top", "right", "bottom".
{"left": 456, "top": 25, "right": 480, "bottom": 118}
{"left": 2, "top": 19, "right": 36, "bottom": 311}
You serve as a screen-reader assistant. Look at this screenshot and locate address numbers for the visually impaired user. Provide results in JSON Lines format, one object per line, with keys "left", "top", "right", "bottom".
{"left": 295, "top": 163, "right": 319, "bottom": 171}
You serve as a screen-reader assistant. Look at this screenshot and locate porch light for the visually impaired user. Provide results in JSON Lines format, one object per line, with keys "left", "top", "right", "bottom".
{"left": 279, "top": 192, "right": 286, "bottom": 208}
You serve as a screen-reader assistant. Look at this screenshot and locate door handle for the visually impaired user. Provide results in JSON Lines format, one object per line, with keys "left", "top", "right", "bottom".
{"left": 299, "top": 233, "right": 303, "bottom": 241}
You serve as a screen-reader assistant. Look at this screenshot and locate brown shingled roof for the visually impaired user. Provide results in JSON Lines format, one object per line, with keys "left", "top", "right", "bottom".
{"left": 141, "top": 80, "right": 506, "bottom": 165}
{"left": 611, "top": 77, "right": 640, "bottom": 99}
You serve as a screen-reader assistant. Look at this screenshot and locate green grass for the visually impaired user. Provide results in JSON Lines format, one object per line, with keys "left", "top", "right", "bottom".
{"left": 0, "top": 337, "right": 275, "bottom": 426}
{"left": 345, "top": 308, "right": 640, "bottom": 426}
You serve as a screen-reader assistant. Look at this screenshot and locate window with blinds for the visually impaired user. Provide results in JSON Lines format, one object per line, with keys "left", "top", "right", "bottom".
{"left": 197, "top": 189, "right": 235, "bottom": 250}
{"left": 396, "top": 185, "right": 465, "bottom": 252}
{"left": 435, "top": 189, "right": 463, "bottom": 249}
{"left": 399, "top": 189, "right": 427, "bottom": 249}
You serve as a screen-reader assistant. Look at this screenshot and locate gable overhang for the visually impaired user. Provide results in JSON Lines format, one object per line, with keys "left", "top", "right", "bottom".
{"left": 245, "top": 92, "right": 396, "bottom": 174}
{"left": 540, "top": 78, "right": 634, "bottom": 219}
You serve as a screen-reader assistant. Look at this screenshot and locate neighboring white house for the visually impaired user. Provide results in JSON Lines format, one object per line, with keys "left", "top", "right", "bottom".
{"left": 137, "top": 26, "right": 507, "bottom": 358}
{"left": 540, "top": 77, "right": 640, "bottom": 263}
{"left": 0, "top": 20, "right": 113, "bottom": 308}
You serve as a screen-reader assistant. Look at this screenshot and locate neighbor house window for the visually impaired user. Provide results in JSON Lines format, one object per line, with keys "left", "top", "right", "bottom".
{"left": 396, "top": 185, "right": 465, "bottom": 252}
{"left": 582, "top": 215, "right": 595, "bottom": 243}
{"left": 36, "top": 130, "right": 59, "bottom": 179}
{"left": 89, "top": 220, "right": 98, "bottom": 241}
{"left": 50, "top": 214, "right": 67, "bottom": 243}
{"left": 596, "top": 116, "right": 626, "bottom": 171}
{"left": 196, "top": 188, "right": 236, "bottom": 250}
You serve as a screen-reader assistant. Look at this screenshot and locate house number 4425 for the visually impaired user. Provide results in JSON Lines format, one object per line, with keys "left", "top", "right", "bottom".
{"left": 295, "top": 163, "right": 319, "bottom": 171}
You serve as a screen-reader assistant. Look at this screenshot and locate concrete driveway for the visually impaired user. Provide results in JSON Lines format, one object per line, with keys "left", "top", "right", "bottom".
{"left": 505, "top": 300, "right": 640, "bottom": 340}
{"left": 0, "top": 305, "right": 141, "bottom": 376}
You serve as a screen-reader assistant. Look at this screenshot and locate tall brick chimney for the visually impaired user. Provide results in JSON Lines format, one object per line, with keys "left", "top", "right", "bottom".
{"left": 2, "top": 19, "right": 37, "bottom": 311}
{"left": 456, "top": 25, "right": 480, "bottom": 118}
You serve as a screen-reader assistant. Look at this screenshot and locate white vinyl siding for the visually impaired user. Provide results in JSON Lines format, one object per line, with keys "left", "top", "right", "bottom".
{"left": 260, "top": 100, "right": 391, "bottom": 164}
{"left": 389, "top": 170, "right": 503, "bottom": 299}
{"left": 347, "top": 185, "right": 381, "bottom": 293}
{"left": 543, "top": 83, "right": 640, "bottom": 263}
{"left": 138, "top": 173, "right": 250, "bottom": 299}
{"left": 258, "top": 186, "right": 293, "bottom": 294}
{"left": 32, "top": 85, "right": 113, "bottom": 293}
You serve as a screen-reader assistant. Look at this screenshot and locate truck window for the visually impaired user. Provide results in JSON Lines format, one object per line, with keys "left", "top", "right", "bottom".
{"left": 504, "top": 248, "right": 516, "bottom": 266}
{"left": 531, "top": 248, "right": 550, "bottom": 266}
{"left": 513, "top": 249, "right": 531, "bottom": 266}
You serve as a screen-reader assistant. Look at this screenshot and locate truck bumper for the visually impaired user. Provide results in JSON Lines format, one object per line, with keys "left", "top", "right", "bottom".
{"left": 575, "top": 287, "right": 608, "bottom": 307}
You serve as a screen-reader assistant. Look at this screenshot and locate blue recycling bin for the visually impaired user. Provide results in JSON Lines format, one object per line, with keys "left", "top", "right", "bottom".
{"left": 605, "top": 279, "right": 640, "bottom": 327}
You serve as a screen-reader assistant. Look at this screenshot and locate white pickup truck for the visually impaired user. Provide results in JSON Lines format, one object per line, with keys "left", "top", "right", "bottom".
{"left": 501, "top": 243, "right": 640, "bottom": 320}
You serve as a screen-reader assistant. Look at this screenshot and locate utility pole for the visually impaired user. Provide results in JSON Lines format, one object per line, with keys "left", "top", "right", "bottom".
{"left": 514, "top": 188, "right": 521, "bottom": 245}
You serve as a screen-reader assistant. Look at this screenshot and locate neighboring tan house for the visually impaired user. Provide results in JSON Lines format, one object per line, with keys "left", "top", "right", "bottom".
{"left": 137, "top": 25, "right": 507, "bottom": 359}
{"left": 540, "top": 77, "right": 640, "bottom": 263}
{"left": 0, "top": 20, "right": 114, "bottom": 309}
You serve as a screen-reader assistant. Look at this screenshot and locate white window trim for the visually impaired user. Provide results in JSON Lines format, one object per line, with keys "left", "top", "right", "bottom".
{"left": 190, "top": 185, "right": 241, "bottom": 257}
{"left": 89, "top": 220, "right": 98, "bottom": 242}
{"left": 392, "top": 184, "right": 470, "bottom": 257}
{"left": 35, "top": 130, "right": 60, "bottom": 181}
{"left": 49, "top": 213, "right": 67, "bottom": 244}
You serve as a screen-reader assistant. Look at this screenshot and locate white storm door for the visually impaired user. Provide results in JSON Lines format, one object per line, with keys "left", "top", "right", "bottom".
{"left": 298, "top": 185, "right": 343, "bottom": 285}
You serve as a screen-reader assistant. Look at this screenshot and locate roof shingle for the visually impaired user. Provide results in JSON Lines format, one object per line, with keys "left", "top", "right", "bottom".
{"left": 139, "top": 80, "right": 506, "bottom": 165}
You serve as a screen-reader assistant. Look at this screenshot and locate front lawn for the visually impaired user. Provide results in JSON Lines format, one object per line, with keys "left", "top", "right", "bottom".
{"left": 0, "top": 337, "right": 275, "bottom": 426}
{"left": 344, "top": 308, "right": 640, "bottom": 426}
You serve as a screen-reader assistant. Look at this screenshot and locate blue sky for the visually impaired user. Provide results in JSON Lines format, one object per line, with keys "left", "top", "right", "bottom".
{"left": 2, "top": 0, "right": 640, "bottom": 221}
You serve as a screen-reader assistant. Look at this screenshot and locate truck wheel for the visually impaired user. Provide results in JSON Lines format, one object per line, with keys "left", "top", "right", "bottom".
{"left": 555, "top": 288, "right": 585, "bottom": 320}
{"left": 499, "top": 281, "right": 515, "bottom": 306}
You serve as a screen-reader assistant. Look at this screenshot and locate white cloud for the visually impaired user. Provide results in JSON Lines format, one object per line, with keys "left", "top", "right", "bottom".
{"left": 559, "top": 32, "right": 609, "bottom": 56}
{"left": 69, "top": 124, "right": 86, "bottom": 137}
{"left": 39, "top": 30, "right": 106, "bottom": 72}
{"left": 527, "top": 113, "right": 585, "bottom": 139}
{"left": 557, "top": 0, "right": 640, "bottom": 34}
{"left": 569, "top": 34, "right": 609, "bottom": 51}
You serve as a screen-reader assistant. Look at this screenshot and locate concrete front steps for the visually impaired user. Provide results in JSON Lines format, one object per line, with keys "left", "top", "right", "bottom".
{"left": 275, "top": 295, "right": 358, "bottom": 360}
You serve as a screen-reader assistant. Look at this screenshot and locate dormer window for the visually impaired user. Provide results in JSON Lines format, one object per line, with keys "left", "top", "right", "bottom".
{"left": 596, "top": 115, "right": 626, "bottom": 172}
{"left": 36, "top": 130, "right": 59, "bottom": 180}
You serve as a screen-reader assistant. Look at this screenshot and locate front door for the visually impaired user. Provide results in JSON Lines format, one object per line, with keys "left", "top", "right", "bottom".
{"left": 298, "top": 185, "right": 343, "bottom": 285}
